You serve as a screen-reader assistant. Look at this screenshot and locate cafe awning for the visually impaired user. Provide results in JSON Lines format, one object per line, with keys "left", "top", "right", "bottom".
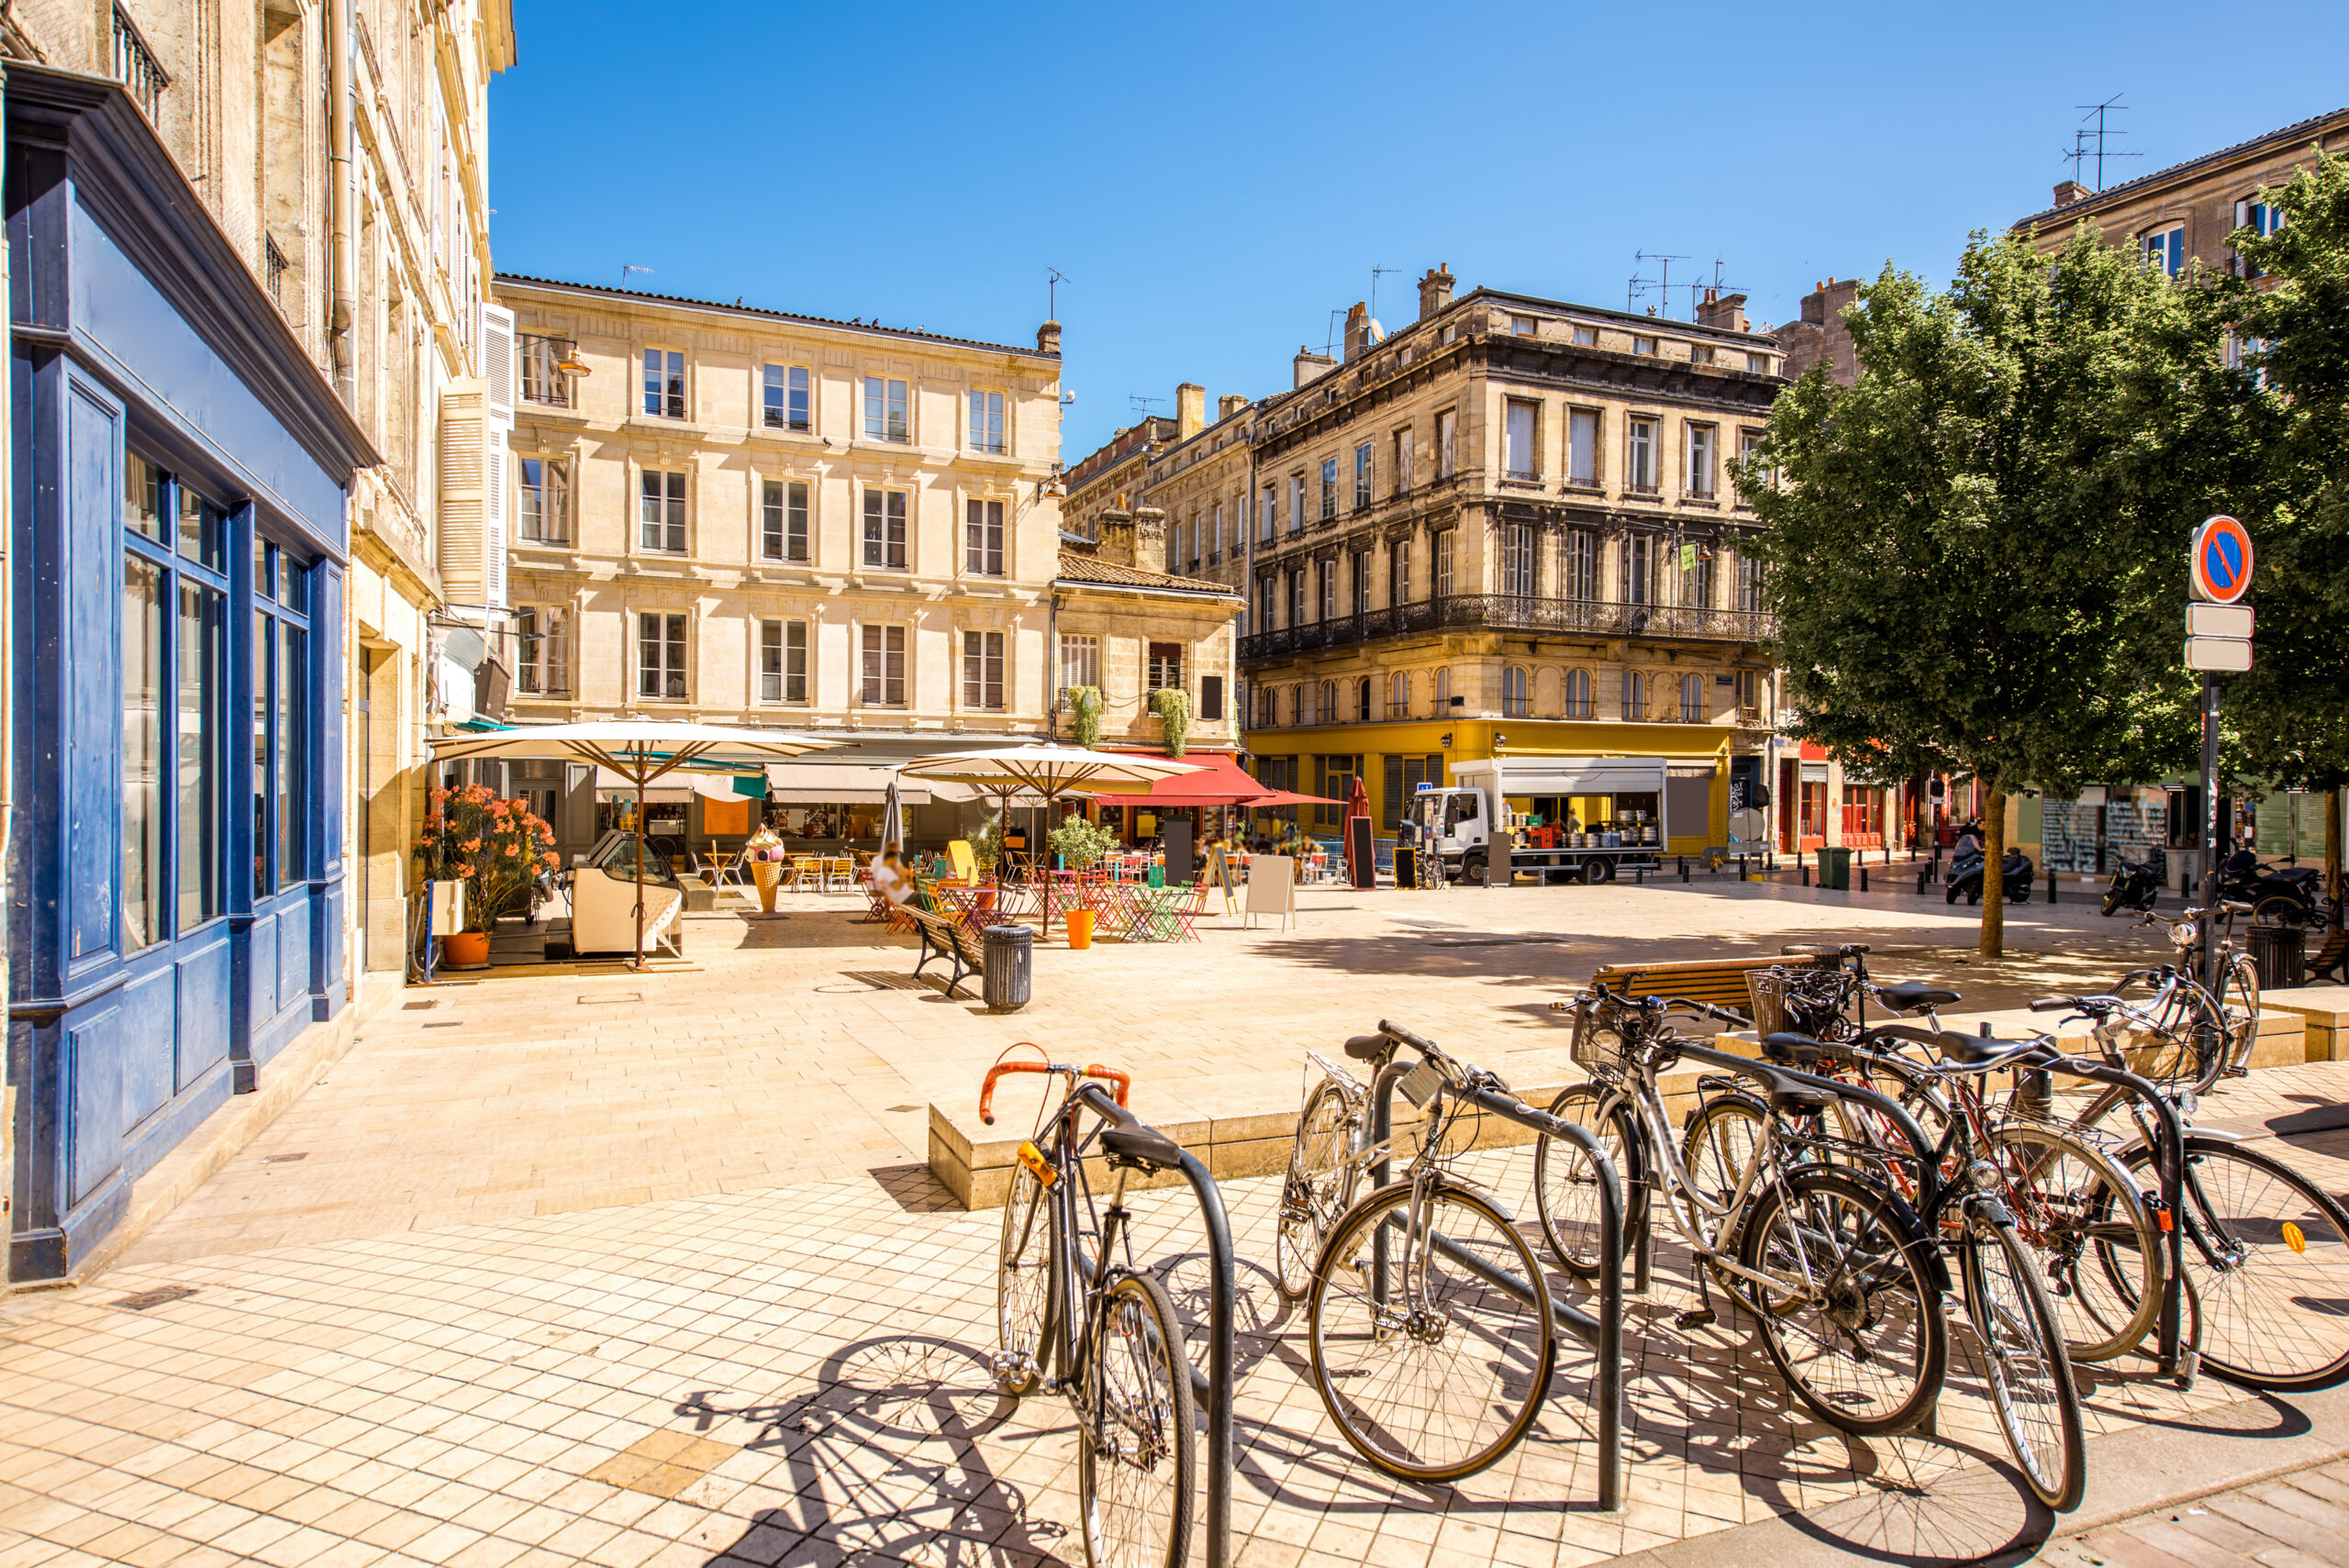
{"left": 1090, "top": 751, "right": 1270, "bottom": 807}
{"left": 764, "top": 762, "right": 935, "bottom": 805}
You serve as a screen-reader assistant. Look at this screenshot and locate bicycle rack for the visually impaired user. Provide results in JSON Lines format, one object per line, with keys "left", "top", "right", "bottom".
{"left": 1365, "top": 1038, "right": 1629, "bottom": 1510}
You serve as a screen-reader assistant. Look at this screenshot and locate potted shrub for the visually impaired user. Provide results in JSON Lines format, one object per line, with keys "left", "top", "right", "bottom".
{"left": 415, "top": 784, "right": 560, "bottom": 967}
{"left": 1049, "top": 815, "right": 1119, "bottom": 948}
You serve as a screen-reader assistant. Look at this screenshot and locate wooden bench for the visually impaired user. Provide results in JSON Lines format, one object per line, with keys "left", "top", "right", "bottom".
{"left": 2310, "top": 926, "right": 2348, "bottom": 985}
{"left": 906, "top": 904, "right": 985, "bottom": 999}
{"left": 1587, "top": 951, "right": 1833, "bottom": 1021}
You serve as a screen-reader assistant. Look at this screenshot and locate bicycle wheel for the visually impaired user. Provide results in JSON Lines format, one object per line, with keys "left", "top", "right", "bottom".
{"left": 1079, "top": 1271, "right": 1196, "bottom": 1568}
{"left": 1740, "top": 1166, "right": 1946, "bottom": 1435}
{"left": 1987, "top": 1123, "right": 2165, "bottom": 1362}
{"left": 1681, "top": 1090, "right": 1769, "bottom": 1238}
{"left": 1308, "top": 1179, "right": 1555, "bottom": 1481}
{"left": 1533, "top": 1082, "right": 1642, "bottom": 1280}
{"left": 2218, "top": 950, "right": 2262, "bottom": 1075}
{"left": 1962, "top": 1212, "right": 2087, "bottom": 1511}
{"left": 2123, "top": 1139, "right": 2349, "bottom": 1391}
{"left": 1275, "top": 1083, "right": 1354, "bottom": 1301}
{"left": 2111, "top": 973, "right": 2230, "bottom": 1095}
{"left": 996, "top": 1160, "right": 1053, "bottom": 1396}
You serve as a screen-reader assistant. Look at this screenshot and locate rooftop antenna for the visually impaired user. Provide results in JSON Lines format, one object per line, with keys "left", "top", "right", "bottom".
{"left": 1322, "top": 306, "right": 1345, "bottom": 359}
{"left": 1634, "top": 250, "right": 1688, "bottom": 318}
{"left": 1044, "top": 264, "right": 1071, "bottom": 318}
{"left": 2065, "top": 95, "right": 2142, "bottom": 191}
{"left": 1129, "top": 394, "right": 1165, "bottom": 420}
{"left": 1370, "top": 263, "right": 1400, "bottom": 326}
{"left": 1690, "top": 259, "right": 1746, "bottom": 317}
{"left": 620, "top": 263, "right": 654, "bottom": 287}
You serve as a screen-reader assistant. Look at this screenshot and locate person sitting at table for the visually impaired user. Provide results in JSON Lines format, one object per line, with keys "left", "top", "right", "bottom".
{"left": 869, "top": 842, "right": 915, "bottom": 907}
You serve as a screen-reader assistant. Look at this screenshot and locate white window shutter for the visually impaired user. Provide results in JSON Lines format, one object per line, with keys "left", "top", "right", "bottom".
{"left": 436, "top": 382, "right": 487, "bottom": 608}
{"left": 482, "top": 303, "right": 516, "bottom": 422}
{"left": 484, "top": 423, "right": 507, "bottom": 610}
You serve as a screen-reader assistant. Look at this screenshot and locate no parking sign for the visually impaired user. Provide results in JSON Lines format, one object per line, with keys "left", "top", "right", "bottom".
{"left": 2189, "top": 515, "right": 2254, "bottom": 604}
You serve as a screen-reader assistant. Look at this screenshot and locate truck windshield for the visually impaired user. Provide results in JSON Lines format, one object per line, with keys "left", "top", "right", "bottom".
{"left": 1445, "top": 794, "right": 1478, "bottom": 830}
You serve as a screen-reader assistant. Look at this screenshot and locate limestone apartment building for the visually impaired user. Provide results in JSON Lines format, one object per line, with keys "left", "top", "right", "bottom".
{"left": 491, "top": 276, "right": 1070, "bottom": 849}
{"left": 1142, "top": 267, "right": 1784, "bottom": 851}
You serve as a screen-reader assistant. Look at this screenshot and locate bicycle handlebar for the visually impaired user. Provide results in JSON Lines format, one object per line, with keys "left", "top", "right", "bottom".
{"left": 1659, "top": 995, "right": 1751, "bottom": 1029}
{"left": 979, "top": 1057, "right": 1130, "bottom": 1124}
{"left": 2030, "top": 995, "right": 2083, "bottom": 1013}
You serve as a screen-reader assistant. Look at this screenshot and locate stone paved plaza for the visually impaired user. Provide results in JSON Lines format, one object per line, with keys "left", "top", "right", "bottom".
{"left": 4, "top": 877, "right": 2346, "bottom": 1568}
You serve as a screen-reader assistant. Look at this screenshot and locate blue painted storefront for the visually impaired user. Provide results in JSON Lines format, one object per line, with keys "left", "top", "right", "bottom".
{"left": 7, "top": 67, "right": 373, "bottom": 1281}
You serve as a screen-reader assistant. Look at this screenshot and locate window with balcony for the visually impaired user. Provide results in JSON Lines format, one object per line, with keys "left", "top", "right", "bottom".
{"left": 1148, "top": 641, "right": 1185, "bottom": 692}
{"left": 642, "top": 349, "right": 686, "bottom": 418}
{"left": 1502, "top": 665, "right": 1529, "bottom": 717}
{"left": 1622, "top": 670, "right": 1648, "bottom": 720}
{"left": 1261, "top": 483, "right": 1277, "bottom": 542}
{"left": 1319, "top": 457, "right": 1339, "bottom": 521}
{"left": 1500, "top": 523, "right": 1536, "bottom": 597}
{"left": 1393, "top": 426, "right": 1414, "bottom": 495}
{"left": 1288, "top": 474, "right": 1306, "bottom": 534}
{"left": 861, "top": 624, "right": 907, "bottom": 706}
{"left": 1568, "top": 407, "right": 1598, "bottom": 486}
{"left": 1739, "top": 555, "right": 1766, "bottom": 614}
{"left": 1353, "top": 550, "right": 1372, "bottom": 615}
{"left": 1255, "top": 577, "right": 1276, "bottom": 635}
{"left": 1504, "top": 399, "right": 1538, "bottom": 481}
{"left": 965, "top": 498, "right": 1005, "bottom": 576}
{"left": 1684, "top": 548, "right": 1716, "bottom": 608}
{"left": 520, "top": 336, "right": 575, "bottom": 406}
{"left": 764, "top": 364, "right": 813, "bottom": 432}
{"left": 1680, "top": 673, "right": 1705, "bottom": 723}
{"left": 1436, "top": 529, "right": 1455, "bottom": 597}
{"left": 1286, "top": 570, "right": 1306, "bottom": 628}
{"left": 862, "top": 488, "right": 908, "bottom": 570}
{"left": 1628, "top": 417, "right": 1658, "bottom": 492}
{"left": 1318, "top": 558, "right": 1336, "bottom": 622}
{"left": 1625, "top": 533, "right": 1653, "bottom": 605}
{"left": 1687, "top": 422, "right": 1717, "bottom": 497}
{"left": 1389, "top": 539, "right": 1412, "bottom": 606}
{"left": 1059, "top": 633, "right": 1099, "bottom": 699}
{"left": 968, "top": 389, "right": 1007, "bottom": 453}
{"left": 863, "top": 376, "right": 910, "bottom": 443}
{"left": 637, "top": 612, "right": 687, "bottom": 700}
{"left": 1388, "top": 670, "right": 1409, "bottom": 718}
{"left": 1562, "top": 528, "right": 1597, "bottom": 600}
{"left": 519, "top": 457, "right": 570, "bottom": 543}
{"left": 640, "top": 469, "right": 686, "bottom": 553}
{"left": 963, "top": 630, "right": 1005, "bottom": 710}
{"left": 1736, "top": 430, "right": 1764, "bottom": 506}
{"left": 1564, "top": 667, "right": 1591, "bottom": 718}
{"left": 761, "top": 619, "right": 809, "bottom": 704}
{"left": 761, "top": 480, "right": 809, "bottom": 562}
{"left": 1353, "top": 442, "right": 1373, "bottom": 510}
{"left": 1437, "top": 409, "right": 1457, "bottom": 478}
{"left": 517, "top": 606, "right": 570, "bottom": 695}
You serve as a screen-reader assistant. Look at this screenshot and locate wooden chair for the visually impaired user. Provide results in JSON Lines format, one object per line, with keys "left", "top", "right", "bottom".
{"left": 824, "top": 855, "right": 855, "bottom": 894}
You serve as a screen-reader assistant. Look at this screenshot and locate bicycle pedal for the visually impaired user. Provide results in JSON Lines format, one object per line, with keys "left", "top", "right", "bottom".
{"left": 1674, "top": 1307, "right": 1717, "bottom": 1330}
{"left": 2222, "top": 1066, "right": 2248, "bottom": 1080}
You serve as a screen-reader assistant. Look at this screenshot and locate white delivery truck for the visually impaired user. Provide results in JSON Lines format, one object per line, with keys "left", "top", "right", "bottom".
{"left": 1413, "top": 756, "right": 1675, "bottom": 885}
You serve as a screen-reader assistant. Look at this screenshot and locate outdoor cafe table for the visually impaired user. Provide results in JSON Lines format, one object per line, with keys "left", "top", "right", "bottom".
{"left": 1080, "top": 878, "right": 1142, "bottom": 939}
{"left": 1124, "top": 884, "right": 1186, "bottom": 941}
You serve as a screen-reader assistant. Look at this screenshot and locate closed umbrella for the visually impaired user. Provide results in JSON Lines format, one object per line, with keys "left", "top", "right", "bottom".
{"left": 879, "top": 773, "right": 906, "bottom": 858}
{"left": 1345, "top": 775, "right": 1375, "bottom": 889}
{"left": 429, "top": 719, "right": 835, "bottom": 968}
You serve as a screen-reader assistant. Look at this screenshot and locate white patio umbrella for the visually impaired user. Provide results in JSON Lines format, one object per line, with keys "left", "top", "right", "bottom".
{"left": 898, "top": 745, "right": 1201, "bottom": 927}
{"left": 429, "top": 719, "right": 835, "bottom": 968}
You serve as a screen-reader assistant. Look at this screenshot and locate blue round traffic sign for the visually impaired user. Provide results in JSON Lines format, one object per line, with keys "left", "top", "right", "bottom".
{"left": 2190, "top": 515, "right": 2254, "bottom": 604}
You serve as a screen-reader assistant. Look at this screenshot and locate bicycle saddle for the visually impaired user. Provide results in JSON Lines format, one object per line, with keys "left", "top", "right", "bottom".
{"left": 1100, "top": 1123, "right": 1186, "bottom": 1170}
{"left": 1754, "top": 1066, "right": 1835, "bottom": 1115}
{"left": 1342, "top": 1033, "right": 1387, "bottom": 1062}
{"left": 1876, "top": 980, "right": 1961, "bottom": 1011}
{"left": 1760, "top": 1031, "right": 1833, "bottom": 1067}
{"left": 1935, "top": 1032, "right": 2059, "bottom": 1069}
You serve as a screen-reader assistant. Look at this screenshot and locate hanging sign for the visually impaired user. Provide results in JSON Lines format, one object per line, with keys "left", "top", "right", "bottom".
{"left": 2188, "top": 515, "right": 2254, "bottom": 604}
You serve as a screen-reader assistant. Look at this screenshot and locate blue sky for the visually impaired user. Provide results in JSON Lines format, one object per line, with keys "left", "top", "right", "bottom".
{"left": 492, "top": 0, "right": 2349, "bottom": 460}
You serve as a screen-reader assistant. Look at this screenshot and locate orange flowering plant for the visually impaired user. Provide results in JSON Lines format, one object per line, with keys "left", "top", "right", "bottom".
{"left": 413, "top": 783, "right": 560, "bottom": 934}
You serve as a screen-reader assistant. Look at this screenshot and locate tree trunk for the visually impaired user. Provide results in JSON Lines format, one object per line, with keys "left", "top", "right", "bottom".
{"left": 1980, "top": 784, "right": 2008, "bottom": 959}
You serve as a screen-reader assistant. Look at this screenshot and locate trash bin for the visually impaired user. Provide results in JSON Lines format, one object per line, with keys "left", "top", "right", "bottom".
{"left": 2246, "top": 920, "right": 2308, "bottom": 990}
{"left": 1818, "top": 846, "right": 1853, "bottom": 891}
{"left": 983, "top": 924, "right": 1032, "bottom": 1010}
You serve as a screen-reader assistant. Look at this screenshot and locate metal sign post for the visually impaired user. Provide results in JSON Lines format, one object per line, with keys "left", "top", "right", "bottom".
{"left": 2188, "top": 516, "right": 2254, "bottom": 988}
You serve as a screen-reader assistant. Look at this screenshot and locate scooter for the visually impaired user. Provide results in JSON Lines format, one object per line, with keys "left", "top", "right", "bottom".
{"left": 2217, "top": 850, "right": 2321, "bottom": 925}
{"left": 1946, "top": 845, "right": 2033, "bottom": 906}
{"left": 2101, "top": 858, "right": 2164, "bottom": 917}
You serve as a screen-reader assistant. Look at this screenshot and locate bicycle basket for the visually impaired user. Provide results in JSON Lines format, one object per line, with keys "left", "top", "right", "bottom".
{"left": 1565, "top": 995, "right": 1611, "bottom": 1070}
{"left": 1746, "top": 966, "right": 1796, "bottom": 1039}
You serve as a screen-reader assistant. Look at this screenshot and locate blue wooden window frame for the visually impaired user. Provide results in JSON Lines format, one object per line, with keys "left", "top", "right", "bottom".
{"left": 249, "top": 538, "right": 313, "bottom": 901}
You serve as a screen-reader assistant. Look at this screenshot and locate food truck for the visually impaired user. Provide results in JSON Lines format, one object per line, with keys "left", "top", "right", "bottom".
{"left": 1414, "top": 757, "right": 1675, "bottom": 884}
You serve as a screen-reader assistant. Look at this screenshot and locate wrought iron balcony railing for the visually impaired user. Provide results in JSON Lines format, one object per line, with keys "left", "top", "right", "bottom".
{"left": 1239, "top": 595, "right": 1774, "bottom": 662}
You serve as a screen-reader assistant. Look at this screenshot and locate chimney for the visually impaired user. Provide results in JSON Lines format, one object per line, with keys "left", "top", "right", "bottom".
{"left": 2052, "top": 180, "right": 2091, "bottom": 209}
{"left": 1695, "top": 289, "right": 1749, "bottom": 333}
{"left": 1175, "top": 382, "right": 1206, "bottom": 439}
{"left": 1097, "top": 503, "right": 1134, "bottom": 566}
{"left": 1218, "top": 393, "right": 1250, "bottom": 421}
{"left": 1130, "top": 504, "right": 1167, "bottom": 573}
{"left": 1293, "top": 344, "right": 1336, "bottom": 388}
{"left": 1417, "top": 263, "right": 1456, "bottom": 320}
{"left": 1037, "top": 319, "right": 1063, "bottom": 354}
{"left": 1344, "top": 302, "right": 1376, "bottom": 361}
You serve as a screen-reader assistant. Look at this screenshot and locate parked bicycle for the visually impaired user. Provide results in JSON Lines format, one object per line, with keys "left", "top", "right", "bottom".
{"left": 1538, "top": 985, "right": 2085, "bottom": 1510}
{"left": 982, "top": 1049, "right": 1195, "bottom": 1568}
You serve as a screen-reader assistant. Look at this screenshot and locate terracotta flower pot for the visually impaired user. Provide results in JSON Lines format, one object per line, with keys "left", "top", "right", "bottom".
{"left": 441, "top": 929, "right": 492, "bottom": 968}
{"left": 1066, "top": 909, "right": 1096, "bottom": 950}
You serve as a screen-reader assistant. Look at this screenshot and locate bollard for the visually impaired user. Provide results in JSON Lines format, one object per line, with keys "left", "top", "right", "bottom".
{"left": 1801, "top": 863, "right": 1810, "bottom": 887}
{"left": 1860, "top": 866, "right": 1868, "bottom": 893}
{"left": 2048, "top": 868, "right": 2058, "bottom": 904}
{"left": 1916, "top": 865, "right": 1930, "bottom": 896}
{"left": 1679, "top": 855, "right": 1689, "bottom": 883}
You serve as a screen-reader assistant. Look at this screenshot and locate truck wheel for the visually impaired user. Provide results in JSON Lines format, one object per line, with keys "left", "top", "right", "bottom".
{"left": 1586, "top": 857, "right": 1616, "bottom": 886}
{"left": 1460, "top": 852, "right": 1486, "bottom": 885}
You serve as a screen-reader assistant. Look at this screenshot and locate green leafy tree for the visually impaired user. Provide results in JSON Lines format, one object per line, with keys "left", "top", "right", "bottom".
{"left": 1745, "top": 230, "right": 2227, "bottom": 955}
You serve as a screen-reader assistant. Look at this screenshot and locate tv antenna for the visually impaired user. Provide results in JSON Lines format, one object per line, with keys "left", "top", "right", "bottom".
{"left": 1128, "top": 394, "right": 1165, "bottom": 419}
{"left": 1631, "top": 250, "right": 1688, "bottom": 318}
{"left": 1689, "top": 258, "right": 1745, "bottom": 317}
{"left": 1370, "top": 263, "right": 1401, "bottom": 326}
{"left": 2064, "top": 95, "right": 2142, "bottom": 192}
{"left": 1044, "top": 264, "right": 1071, "bottom": 318}
{"left": 620, "top": 263, "right": 654, "bottom": 287}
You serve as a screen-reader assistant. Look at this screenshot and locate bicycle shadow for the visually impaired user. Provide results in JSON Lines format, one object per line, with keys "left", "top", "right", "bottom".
{"left": 680, "top": 1333, "right": 1076, "bottom": 1567}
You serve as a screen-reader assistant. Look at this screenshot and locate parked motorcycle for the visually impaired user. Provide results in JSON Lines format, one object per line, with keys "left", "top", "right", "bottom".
{"left": 2100, "top": 858, "right": 2165, "bottom": 917}
{"left": 2218, "top": 850, "right": 2321, "bottom": 926}
{"left": 1946, "top": 845, "right": 2033, "bottom": 906}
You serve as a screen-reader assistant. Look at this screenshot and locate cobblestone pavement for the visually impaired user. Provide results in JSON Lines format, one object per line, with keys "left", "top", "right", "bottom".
{"left": 124, "top": 878, "right": 2181, "bottom": 1266}
{"left": 2043, "top": 1455, "right": 2349, "bottom": 1566}
{"left": 4, "top": 1052, "right": 2346, "bottom": 1568}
